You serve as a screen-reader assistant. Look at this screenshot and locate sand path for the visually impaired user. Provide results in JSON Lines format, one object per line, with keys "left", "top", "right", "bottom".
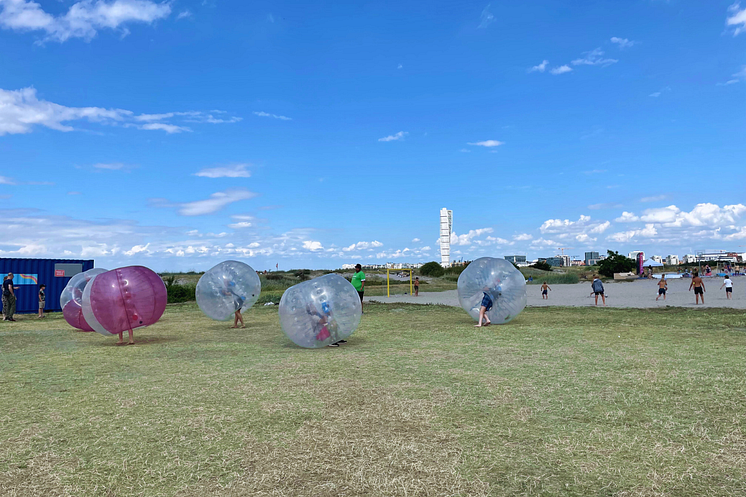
{"left": 368, "top": 277, "right": 746, "bottom": 309}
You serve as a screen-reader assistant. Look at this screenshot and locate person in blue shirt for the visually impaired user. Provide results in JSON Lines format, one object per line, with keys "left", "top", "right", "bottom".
{"left": 591, "top": 276, "right": 606, "bottom": 306}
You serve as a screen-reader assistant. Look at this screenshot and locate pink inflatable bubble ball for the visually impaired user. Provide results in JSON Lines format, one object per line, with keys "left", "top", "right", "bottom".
{"left": 60, "top": 268, "right": 108, "bottom": 331}
{"left": 82, "top": 266, "right": 167, "bottom": 343}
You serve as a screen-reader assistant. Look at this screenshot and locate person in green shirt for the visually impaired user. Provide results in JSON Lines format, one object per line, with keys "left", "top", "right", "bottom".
{"left": 351, "top": 264, "right": 365, "bottom": 313}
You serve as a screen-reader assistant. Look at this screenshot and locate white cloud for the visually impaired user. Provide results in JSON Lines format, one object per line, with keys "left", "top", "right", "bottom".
{"left": 412, "top": 238, "right": 420, "bottom": 243}
{"left": 530, "top": 237, "right": 558, "bottom": 248}
{"left": 0, "top": 175, "right": 15, "bottom": 184}
{"left": 154, "top": 189, "right": 257, "bottom": 216}
{"left": 610, "top": 37, "right": 635, "bottom": 49}
{"left": 253, "top": 111, "right": 292, "bottom": 121}
{"left": 176, "top": 10, "right": 192, "bottom": 20}
{"left": 0, "top": 0, "right": 172, "bottom": 43}
{"left": 615, "top": 211, "right": 640, "bottom": 223}
{"left": 124, "top": 243, "right": 150, "bottom": 256}
{"left": 0, "top": 87, "right": 238, "bottom": 135}
{"left": 588, "top": 203, "right": 623, "bottom": 210}
{"left": 639, "top": 203, "right": 746, "bottom": 227}
{"left": 228, "top": 221, "right": 252, "bottom": 229}
{"left": 68, "top": 191, "right": 81, "bottom": 195}
{"left": 397, "top": 63, "right": 403, "bottom": 69}
{"left": 550, "top": 65, "right": 572, "bottom": 75}
{"left": 302, "top": 240, "right": 324, "bottom": 251}
{"left": 93, "top": 162, "right": 126, "bottom": 171}
{"left": 529, "top": 60, "right": 548, "bottom": 73}
{"left": 194, "top": 164, "right": 251, "bottom": 178}
{"left": 513, "top": 233, "right": 532, "bottom": 241}
{"left": 448, "top": 228, "right": 494, "bottom": 246}
{"left": 478, "top": 3, "right": 494, "bottom": 29}
{"left": 727, "top": 2, "right": 746, "bottom": 35}
{"left": 138, "top": 122, "right": 190, "bottom": 133}
{"left": 649, "top": 87, "right": 671, "bottom": 98}
{"left": 722, "top": 65, "right": 746, "bottom": 85}
{"left": 571, "top": 48, "right": 618, "bottom": 67}
{"left": 607, "top": 224, "right": 658, "bottom": 242}
{"left": 590, "top": 221, "right": 611, "bottom": 233}
{"left": 342, "top": 241, "right": 383, "bottom": 252}
{"left": 641, "top": 195, "right": 667, "bottom": 202}
{"left": 467, "top": 140, "right": 503, "bottom": 147}
{"left": 378, "top": 131, "right": 407, "bottom": 142}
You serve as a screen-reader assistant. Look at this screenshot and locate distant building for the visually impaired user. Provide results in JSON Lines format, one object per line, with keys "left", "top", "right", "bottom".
{"left": 584, "top": 251, "right": 600, "bottom": 266}
{"left": 571, "top": 259, "right": 584, "bottom": 266}
{"left": 666, "top": 255, "right": 679, "bottom": 265}
{"left": 439, "top": 208, "right": 453, "bottom": 268}
{"left": 628, "top": 250, "right": 644, "bottom": 260}
{"left": 504, "top": 255, "right": 527, "bottom": 264}
{"left": 545, "top": 256, "right": 564, "bottom": 267}
{"left": 682, "top": 254, "right": 697, "bottom": 264}
{"left": 651, "top": 255, "right": 663, "bottom": 264}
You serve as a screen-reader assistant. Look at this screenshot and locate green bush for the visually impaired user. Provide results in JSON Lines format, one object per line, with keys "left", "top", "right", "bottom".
{"left": 598, "top": 250, "right": 636, "bottom": 278}
{"left": 419, "top": 261, "right": 445, "bottom": 277}
{"left": 531, "top": 260, "right": 553, "bottom": 271}
{"left": 167, "top": 284, "right": 196, "bottom": 304}
{"left": 444, "top": 262, "right": 470, "bottom": 275}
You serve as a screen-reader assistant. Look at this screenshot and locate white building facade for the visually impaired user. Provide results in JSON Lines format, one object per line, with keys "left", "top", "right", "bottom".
{"left": 666, "top": 255, "right": 679, "bottom": 265}
{"left": 439, "top": 208, "right": 453, "bottom": 268}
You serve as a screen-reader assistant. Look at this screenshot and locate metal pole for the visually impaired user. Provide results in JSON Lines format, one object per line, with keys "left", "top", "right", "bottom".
{"left": 387, "top": 269, "right": 390, "bottom": 298}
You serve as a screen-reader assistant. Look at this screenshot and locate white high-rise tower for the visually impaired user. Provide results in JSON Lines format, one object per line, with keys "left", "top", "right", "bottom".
{"left": 439, "top": 208, "right": 453, "bottom": 267}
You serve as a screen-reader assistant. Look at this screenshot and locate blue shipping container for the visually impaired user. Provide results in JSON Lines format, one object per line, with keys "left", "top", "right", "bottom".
{"left": 0, "top": 258, "right": 94, "bottom": 314}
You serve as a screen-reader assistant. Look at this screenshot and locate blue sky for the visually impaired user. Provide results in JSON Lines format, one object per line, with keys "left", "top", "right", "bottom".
{"left": 1, "top": 0, "right": 745, "bottom": 271}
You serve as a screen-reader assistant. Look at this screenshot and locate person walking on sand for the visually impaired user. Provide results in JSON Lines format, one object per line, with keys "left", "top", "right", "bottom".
{"left": 720, "top": 275, "right": 733, "bottom": 300}
{"left": 474, "top": 289, "right": 493, "bottom": 327}
{"left": 2, "top": 273, "right": 19, "bottom": 322}
{"left": 38, "top": 284, "right": 46, "bottom": 318}
{"left": 351, "top": 264, "right": 365, "bottom": 313}
{"left": 656, "top": 275, "right": 667, "bottom": 301}
{"left": 689, "top": 271, "right": 705, "bottom": 304}
{"left": 414, "top": 277, "right": 419, "bottom": 297}
{"left": 540, "top": 282, "right": 551, "bottom": 300}
{"left": 591, "top": 275, "right": 606, "bottom": 306}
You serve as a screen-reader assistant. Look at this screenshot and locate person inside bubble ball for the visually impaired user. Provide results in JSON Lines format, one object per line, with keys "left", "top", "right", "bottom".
{"left": 474, "top": 288, "right": 493, "bottom": 327}
{"left": 306, "top": 301, "right": 344, "bottom": 347}
{"left": 225, "top": 281, "right": 246, "bottom": 329}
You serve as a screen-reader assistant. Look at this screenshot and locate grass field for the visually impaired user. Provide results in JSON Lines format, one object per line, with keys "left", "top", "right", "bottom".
{"left": 1, "top": 304, "right": 745, "bottom": 496}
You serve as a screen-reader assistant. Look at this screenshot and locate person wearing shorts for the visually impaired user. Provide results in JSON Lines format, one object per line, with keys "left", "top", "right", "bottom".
{"left": 414, "top": 277, "right": 419, "bottom": 297}
{"left": 475, "top": 291, "right": 493, "bottom": 327}
{"left": 656, "top": 275, "right": 667, "bottom": 301}
{"left": 351, "top": 264, "right": 365, "bottom": 313}
{"left": 720, "top": 276, "right": 733, "bottom": 300}
{"left": 38, "top": 284, "right": 46, "bottom": 318}
{"left": 591, "top": 276, "right": 606, "bottom": 306}
{"left": 540, "top": 282, "right": 551, "bottom": 300}
{"left": 689, "top": 272, "right": 705, "bottom": 304}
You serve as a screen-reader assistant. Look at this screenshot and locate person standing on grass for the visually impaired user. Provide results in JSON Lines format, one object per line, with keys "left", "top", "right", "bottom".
{"left": 2, "top": 273, "right": 18, "bottom": 322}
{"left": 689, "top": 271, "right": 705, "bottom": 304}
{"left": 351, "top": 264, "right": 365, "bottom": 313}
{"left": 656, "top": 275, "right": 667, "bottom": 301}
{"left": 591, "top": 275, "right": 606, "bottom": 306}
{"left": 720, "top": 275, "right": 733, "bottom": 300}
{"left": 38, "top": 284, "right": 46, "bottom": 318}
{"left": 414, "top": 277, "right": 419, "bottom": 297}
{"left": 474, "top": 289, "right": 493, "bottom": 327}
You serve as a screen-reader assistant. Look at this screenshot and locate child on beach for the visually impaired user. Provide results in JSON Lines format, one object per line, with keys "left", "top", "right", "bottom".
{"left": 474, "top": 290, "right": 493, "bottom": 327}
{"left": 591, "top": 276, "right": 606, "bottom": 306}
{"left": 540, "top": 282, "right": 551, "bottom": 300}
{"left": 656, "top": 275, "right": 667, "bottom": 301}
{"left": 689, "top": 271, "right": 706, "bottom": 304}
{"left": 720, "top": 275, "right": 733, "bottom": 300}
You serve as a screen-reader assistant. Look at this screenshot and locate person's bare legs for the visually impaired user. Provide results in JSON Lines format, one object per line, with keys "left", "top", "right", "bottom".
{"left": 601, "top": 294, "right": 606, "bottom": 306}
{"left": 594, "top": 294, "right": 599, "bottom": 306}
{"left": 117, "top": 331, "right": 124, "bottom": 344}
{"left": 127, "top": 329, "right": 134, "bottom": 344}
{"left": 237, "top": 311, "right": 245, "bottom": 328}
{"left": 232, "top": 310, "right": 244, "bottom": 328}
{"left": 474, "top": 306, "right": 490, "bottom": 327}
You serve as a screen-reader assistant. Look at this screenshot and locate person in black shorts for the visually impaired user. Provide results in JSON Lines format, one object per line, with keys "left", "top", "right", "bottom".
{"left": 689, "top": 271, "right": 705, "bottom": 304}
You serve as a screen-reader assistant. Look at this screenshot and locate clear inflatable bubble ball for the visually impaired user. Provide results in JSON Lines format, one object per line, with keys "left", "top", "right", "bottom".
{"left": 457, "top": 257, "right": 527, "bottom": 324}
{"left": 61, "top": 268, "right": 108, "bottom": 331}
{"left": 82, "top": 266, "right": 168, "bottom": 337}
{"left": 196, "top": 261, "right": 261, "bottom": 321}
{"left": 279, "top": 273, "right": 362, "bottom": 348}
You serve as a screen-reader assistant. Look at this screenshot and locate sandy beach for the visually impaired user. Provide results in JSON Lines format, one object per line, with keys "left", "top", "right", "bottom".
{"left": 368, "top": 277, "right": 746, "bottom": 309}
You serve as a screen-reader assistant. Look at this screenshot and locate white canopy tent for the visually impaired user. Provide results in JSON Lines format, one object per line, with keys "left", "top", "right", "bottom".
{"left": 642, "top": 259, "right": 664, "bottom": 267}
